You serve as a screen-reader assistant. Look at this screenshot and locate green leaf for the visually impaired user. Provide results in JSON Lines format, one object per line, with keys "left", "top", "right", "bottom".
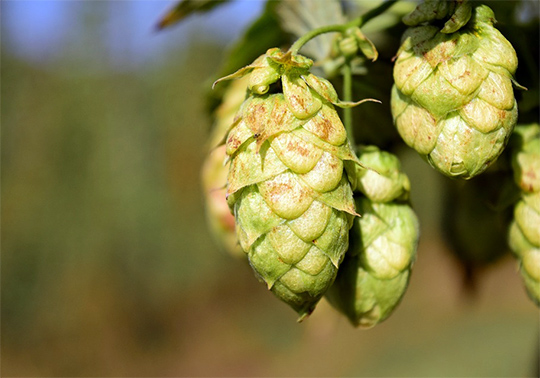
{"left": 276, "top": 0, "right": 344, "bottom": 62}
{"left": 155, "top": 0, "right": 230, "bottom": 31}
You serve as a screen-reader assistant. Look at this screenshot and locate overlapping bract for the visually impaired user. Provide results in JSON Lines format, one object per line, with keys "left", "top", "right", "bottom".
{"left": 391, "top": 5, "right": 518, "bottom": 179}
{"left": 326, "top": 147, "right": 419, "bottom": 327}
{"left": 221, "top": 49, "right": 361, "bottom": 319}
{"left": 508, "top": 124, "right": 540, "bottom": 306}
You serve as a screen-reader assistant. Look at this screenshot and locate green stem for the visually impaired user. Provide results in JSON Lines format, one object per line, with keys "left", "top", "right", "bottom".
{"left": 289, "top": 0, "right": 399, "bottom": 55}
{"left": 342, "top": 63, "right": 354, "bottom": 142}
{"left": 289, "top": 24, "right": 346, "bottom": 56}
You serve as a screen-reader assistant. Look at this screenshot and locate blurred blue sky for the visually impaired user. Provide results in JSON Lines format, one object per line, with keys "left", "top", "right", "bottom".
{"left": 2, "top": 0, "right": 264, "bottom": 70}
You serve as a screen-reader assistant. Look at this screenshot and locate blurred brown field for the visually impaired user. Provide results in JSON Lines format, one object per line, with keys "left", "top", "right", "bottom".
{"left": 1, "top": 1, "right": 539, "bottom": 377}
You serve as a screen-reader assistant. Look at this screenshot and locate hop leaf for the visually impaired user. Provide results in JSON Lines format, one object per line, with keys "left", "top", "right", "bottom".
{"left": 391, "top": 4, "right": 519, "bottom": 179}
{"left": 441, "top": 172, "right": 513, "bottom": 291}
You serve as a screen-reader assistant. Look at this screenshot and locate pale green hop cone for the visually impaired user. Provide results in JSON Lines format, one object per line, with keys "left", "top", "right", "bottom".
{"left": 391, "top": 4, "right": 519, "bottom": 179}
{"left": 217, "top": 48, "right": 363, "bottom": 320}
{"left": 202, "top": 145, "right": 244, "bottom": 258}
{"left": 510, "top": 124, "right": 540, "bottom": 193}
{"left": 508, "top": 220, "right": 540, "bottom": 306}
{"left": 508, "top": 124, "right": 540, "bottom": 306}
{"left": 202, "top": 77, "right": 249, "bottom": 258}
{"left": 326, "top": 197, "right": 419, "bottom": 328}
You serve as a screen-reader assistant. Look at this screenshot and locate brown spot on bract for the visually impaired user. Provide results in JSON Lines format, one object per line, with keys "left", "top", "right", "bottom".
{"left": 268, "top": 183, "right": 293, "bottom": 202}
{"left": 228, "top": 135, "right": 241, "bottom": 150}
{"left": 245, "top": 103, "right": 268, "bottom": 133}
{"left": 290, "top": 140, "right": 310, "bottom": 157}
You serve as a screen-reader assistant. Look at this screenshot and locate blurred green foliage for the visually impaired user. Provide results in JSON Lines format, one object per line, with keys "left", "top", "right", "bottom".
{"left": 1, "top": 1, "right": 538, "bottom": 377}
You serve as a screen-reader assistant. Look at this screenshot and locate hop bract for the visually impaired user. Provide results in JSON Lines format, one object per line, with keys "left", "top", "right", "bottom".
{"left": 508, "top": 124, "right": 540, "bottom": 306}
{"left": 217, "top": 48, "right": 362, "bottom": 320}
{"left": 391, "top": 4, "right": 518, "bottom": 179}
{"left": 353, "top": 146, "right": 410, "bottom": 203}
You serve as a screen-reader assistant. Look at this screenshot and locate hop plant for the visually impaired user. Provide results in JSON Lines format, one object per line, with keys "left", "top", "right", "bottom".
{"left": 326, "top": 147, "right": 419, "bottom": 327}
{"left": 201, "top": 77, "right": 249, "bottom": 258}
{"left": 508, "top": 124, "right": 540, "bottom": 306}
{"left": 216, "top": 48, "right": 367, "bottom": 319}
{"left": 391, "top": 3, "right": 519, "bottom": 179}
{"left": 156, "top": 0, "right": 540, "bottom": 323}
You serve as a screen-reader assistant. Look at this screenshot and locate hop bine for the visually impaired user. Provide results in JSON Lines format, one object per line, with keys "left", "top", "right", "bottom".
{"left": 214, "top": 48, "right": 370, "bottom": 320}
{"left": 391, "top": 3, "right": 519, "bottom": 179}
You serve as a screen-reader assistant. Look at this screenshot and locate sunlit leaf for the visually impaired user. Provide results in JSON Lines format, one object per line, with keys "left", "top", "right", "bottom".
{"left": 277, "top": 0, "right": 344, "bottom": 62}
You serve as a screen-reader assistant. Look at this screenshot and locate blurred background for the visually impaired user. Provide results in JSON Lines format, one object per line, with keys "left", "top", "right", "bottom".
{"left": 2, "top": 1, "right": 539, "bottom": 376}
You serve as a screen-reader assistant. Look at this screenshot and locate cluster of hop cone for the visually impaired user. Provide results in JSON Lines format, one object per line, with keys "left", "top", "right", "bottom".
{"left": 202, "top": 1, "right": 539, "bottom": 325}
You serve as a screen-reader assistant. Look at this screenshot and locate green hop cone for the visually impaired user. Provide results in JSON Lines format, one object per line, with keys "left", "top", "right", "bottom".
{"left": 508, "top": 124, "right": 540, "bottom": 306}
{"left": 202, "top": 145, "right": 244, "bottom": 258}
{"left": 391, "top": 4, "right": 519, "bottom": 179}
{"left": 217, "top": 48, "right": 364, "bottom": 320}
{"left": 509, "top": 220, "right": 540, "bottom": 306}
{"left": 326, "top": 197, "right": 419, "bottom": 328}
{"left": 326, "top": 148, "right": 419, "bottom": 327}
{"left": 202, "top": 76, "right": 249, "bottom": 258}
{"left": 510, "top": 124, "right": 540, "bottom": 193}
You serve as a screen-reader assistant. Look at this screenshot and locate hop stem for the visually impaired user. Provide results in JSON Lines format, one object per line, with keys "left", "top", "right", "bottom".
{"left": 342, "top": 63, "right": 354, "bottom": 143}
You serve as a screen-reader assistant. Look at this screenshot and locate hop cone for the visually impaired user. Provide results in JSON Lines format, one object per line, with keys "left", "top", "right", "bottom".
{"left": 218, "top": 49, "right": 363, "bottom": 319}
{"left": 508, "top": 124, "right": 540, "bottom": 306}
{"left": 326, "top": 147, "right": 419, "bottom": 327}
{"left": 201, "top": 77, "right": 249, "bottom": 258}
{"left": 391, "top": 4, "right": 518, "bottom": 179}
